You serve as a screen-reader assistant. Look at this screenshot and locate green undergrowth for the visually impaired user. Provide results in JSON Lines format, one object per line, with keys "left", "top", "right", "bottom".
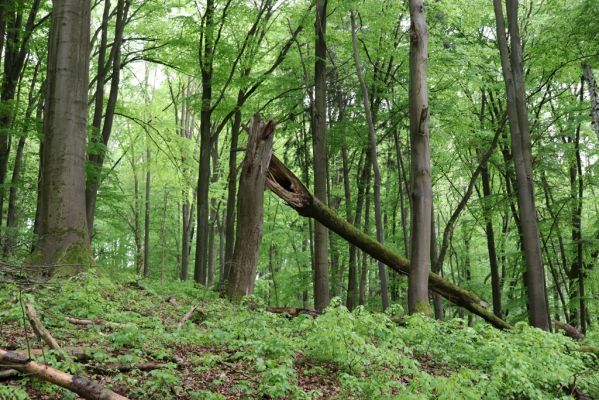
{"left": 0, "top": 270, "right": 597, "bottom": 399}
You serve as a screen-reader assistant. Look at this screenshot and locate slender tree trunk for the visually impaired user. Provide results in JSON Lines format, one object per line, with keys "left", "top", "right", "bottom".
{"left": 0, "top": 0, "right": 42, "bottom": 232}
{"left": 360, "top": 176, "right": 371, "bottom": 306}
{"left": 226, "top": 116, "right": 275, "bottom": 300}
{"left": 36, "top": 0, "right": 92, "bottom": 271}
{"left": 86, "top": 0, "right": 130, "bottom": 238}
{"left": 493, "top": 0, "right": 550, "bottom": 330}
{"left": 143, "top": 148, "right": 151, "bottom": 278}
{"left": 312, "top": 0, "right": 329, "bottom": 312}
{"left": 194, "top": 0, "right": 215, "bottom": 286}
{"left": 223, "top": 95, "right": 243, "bottom": 282}
{"left": 4, "top": 62, "right": 41, "bottom": 256}
{"left": 407, "top": 0, "right": 432, "bottom": 315}
{"left": 342, "top": 147, "right": 358, "bottom": 310}
{"left": 350, "top": 11, "right": 389, "bottom": 310}
{"left": 431, "top": 207, "right": 443, "bottom": 319}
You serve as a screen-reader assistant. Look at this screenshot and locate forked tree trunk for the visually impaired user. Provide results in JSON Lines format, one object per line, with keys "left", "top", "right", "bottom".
{"left": 225, "top": 115, "right": 275, "bottom": 300}
{"left": 265, "top": 155, "right": 511, "bottom": 329}
{"left": 407, "top": 0, "right": 432, "bottom": 315}
{"left": 493, "top": 0, "right": 550, "bottom": 330}
{"left": 36, "top": 0, "right": 92, "bottom": 270}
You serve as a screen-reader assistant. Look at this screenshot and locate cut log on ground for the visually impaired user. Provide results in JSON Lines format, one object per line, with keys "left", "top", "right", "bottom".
{"left": 25, "top": 302, "right": 62, "bottom": 350}
{"left": 0, "top": 348, "right": 129, "bottom": 400}
{"left": 266, "top": 155, "right": 512, "bottom": 330}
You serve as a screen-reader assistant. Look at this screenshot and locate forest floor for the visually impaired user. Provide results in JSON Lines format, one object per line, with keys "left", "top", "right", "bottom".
{"left": 0, "top": 270, "right": 598, "bottom": 399}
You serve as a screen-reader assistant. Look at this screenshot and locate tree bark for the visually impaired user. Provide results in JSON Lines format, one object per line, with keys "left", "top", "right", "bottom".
{"left": 194, "top": 0, "right": 215, "bottom": 286}
{"left": 226, "top": 115, "right": 275, "bottom": 300}
{"left": 312, "top": 0, "right": 329, "bottom": 312}
{"left": 350, "top": 10, "right": 388, "bottom": 311}
{"left": 407, "top": 0, "right": 432, "bottom": 315}
{"left": 265, "top": 155, "right": 511, "bottom": 329}
{"left": 85, "top": 0, "right": 130, "bottom": 238}
{"left": 143, "top": 147, "right": 151, "bottom": 278}
{"left": 36, "top": 0, "right": 92, "bottom": 270}
{"left": 493, "top": 0, "right": 550, "bottom": 330}
{"left": 582, "top": 63, "right": 599, "bottom": 141}
{"left": 0, "top": 349, "right": 128, "bottom": 400}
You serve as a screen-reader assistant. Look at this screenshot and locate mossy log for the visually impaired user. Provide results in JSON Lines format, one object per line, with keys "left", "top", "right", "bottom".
{"left": 266, "top": 155, "right": 512, "bottom": 330}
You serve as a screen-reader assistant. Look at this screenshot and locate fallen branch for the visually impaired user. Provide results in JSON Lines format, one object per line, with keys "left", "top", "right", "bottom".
{"left": 266, "top": 155, "right": 511, "bottom": 330}
{"left": 266, "top": 307, "right": 320, "bottom": 318}
{"left": 66, "top": 317, "right": 105, "bottom": 326}
{"left": 0, "top": 348, "right": 128, "bottom": 400}
{"left": 177, "top": 305, "right": 203, "bottom": 329}
{"left": 25, "top": 302, "right": 61, "bottom": 350}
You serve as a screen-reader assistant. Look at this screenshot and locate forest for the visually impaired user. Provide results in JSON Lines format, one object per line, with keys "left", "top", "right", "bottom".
{"left": 0, "top": 0, "right": 598, "bottom": 398}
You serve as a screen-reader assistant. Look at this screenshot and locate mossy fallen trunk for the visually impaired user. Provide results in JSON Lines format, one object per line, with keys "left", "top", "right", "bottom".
{"left": 266, "top": 155, "right": 512, "bottom": 330}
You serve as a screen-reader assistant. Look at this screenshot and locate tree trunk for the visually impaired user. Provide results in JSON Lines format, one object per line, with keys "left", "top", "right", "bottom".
{"left": 143, "top": 147, "right": 151, "bottom": 278}
{"left": 582, "top": 63, "right": 599, "bottom": 141}
{"left": 225, "top": 115, "right": 275, "bottom": 300}
{"left": 85, "top": 0, "right": 130, "bottom": 238}
{"left": 312, "top": 0, "right": 329, "bottom": 312}
{"left": 431, "top": 207, "right": 443, "bottom": 320}
{"left": 266, "top": 155, "right": 511, "bottom": 329}
{"left": 342, "top": 147, "right": 358, "bottom": 310}
{"left": 407, "top": 0, "right": 432, "bottom": 315}
{"left": 350, "top": 11, "right": 389, "bottom": 311}
{"left": 493, "top": 0, "right": 550, "bottom": 330}
{"left": 194, "top": 0, "right": 215, "bottom": 286}
{"left": 223, "top": 96, "right": 243, "bottom": 282}
{"left": 0, "top": 0, "right": 42, "bottom": 232}
{"left": 36, "top": 0, "right": 92, "bottom": 270}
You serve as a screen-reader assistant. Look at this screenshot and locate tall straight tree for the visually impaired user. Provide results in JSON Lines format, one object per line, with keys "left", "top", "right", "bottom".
{"left": 407, "top": 0, "right": 432, "bottom": 315}
{"left": 36, "top": 0, "right": 92, "bottom": 270}
{"left": 312, "top": 0, "right": 329, "bottom": 312}
{"left": 493, "top": 0, "right": 550, "bottom": 330}
{"left": 350, "top": 10, "right": 389, "bottom": 310}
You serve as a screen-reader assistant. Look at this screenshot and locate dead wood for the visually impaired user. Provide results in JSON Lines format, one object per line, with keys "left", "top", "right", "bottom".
{"left": 0, "top": 348, "right": 129, "bottom": 400}
{"left": 266, "top": 307, "right": 320, "bottom": 318}
{"left": 266, "top": 155, "right": 512, "bottom": 330}
{"left": 177, "top": 305, "right": 204, "bottom": 329}
{"left": 24, "top": 302, "right": 61, "bottom": 350}
{"left": 554, "top": 319, "right": 585, "bottom": 340}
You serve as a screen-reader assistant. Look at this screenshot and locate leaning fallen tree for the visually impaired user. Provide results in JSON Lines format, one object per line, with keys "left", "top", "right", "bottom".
{"left": 266, "top": 155, "right": 512, "bottom": 330}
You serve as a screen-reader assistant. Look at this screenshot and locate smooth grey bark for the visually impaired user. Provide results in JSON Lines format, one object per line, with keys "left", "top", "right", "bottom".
{"left": 493, "top": 0, "right": 550, "bottom": 330}
{"left": 312, "top": 0, "right": 329, "bottom": 312}
{"left": 360, "top": 174, "right": 371, "bottom": 306}
{"left": 407, "top": 0, "right": 432, "bottom": 315}
{"left": 226, "top": 115, "right": 275, "bottom": 300}
{"left": 350, "top": 10, "right": 389, "bottom": 311}
{"left": 37, "top": 0, "right": 92, "bottom": 270}
{"left": 431, "top": 207, "right": 443, "bottom": 320}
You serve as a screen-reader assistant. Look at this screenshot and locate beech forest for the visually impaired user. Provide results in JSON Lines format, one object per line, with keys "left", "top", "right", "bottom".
{"left": 0, "top": 0, "right": 599, "bottom": 398}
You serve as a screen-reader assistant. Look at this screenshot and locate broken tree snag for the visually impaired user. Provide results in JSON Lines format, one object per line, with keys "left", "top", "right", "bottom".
{"left": 25, "top": 302, "right": 62, "bottom": 351}
{"left": 266, "top": 155, "right": 512, "bottom": 330}
{"left": 226, "top": 115, "right": 276, "bottom": 301}
{"left": 0, "top": 349, "right": 128, "bottom": 400}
